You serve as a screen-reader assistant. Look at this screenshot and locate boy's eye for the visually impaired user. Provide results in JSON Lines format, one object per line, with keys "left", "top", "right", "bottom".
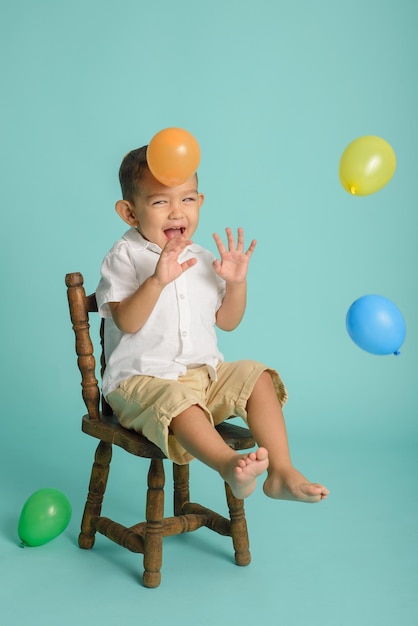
{"left": 183, "top": 197, "right": 195, "bottom": 203}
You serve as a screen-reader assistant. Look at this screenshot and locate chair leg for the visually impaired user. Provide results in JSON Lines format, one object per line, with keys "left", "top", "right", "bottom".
{"left": 173, "top": 463, "right": 190, "bottom": 515}
{"left": 79, "top": 440, "right": 112, "bottom": 549}
{"left": 143, "top": 459, "right": 165, "bottom": 588}
{"left": 225, "top": 483, "right": 251, "bottom": 566}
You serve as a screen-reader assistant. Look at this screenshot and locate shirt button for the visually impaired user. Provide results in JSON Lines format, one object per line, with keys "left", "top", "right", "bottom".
{"left": 181, "top": 330, "right": 188, "bottom": 337}
{"left": 179, "top": 293, "right": 185, "bottom": 299}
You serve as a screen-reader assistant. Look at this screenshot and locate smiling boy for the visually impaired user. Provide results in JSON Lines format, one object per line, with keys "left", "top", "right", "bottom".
{"left": 96, "top": 146, "right": 329, "bottom": 502}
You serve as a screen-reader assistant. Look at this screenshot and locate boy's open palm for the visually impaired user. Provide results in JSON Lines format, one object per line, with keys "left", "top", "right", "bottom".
{"left": 212, "top": 228, "right": 256, "bottom": 284}
{"left": 155, "top": 237, "right": 197, "bottom": 287}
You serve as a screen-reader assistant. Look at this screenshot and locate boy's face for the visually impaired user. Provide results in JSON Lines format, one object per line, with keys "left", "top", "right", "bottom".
{"left": 116, "top": 169, "right": 204, "bottom": 250}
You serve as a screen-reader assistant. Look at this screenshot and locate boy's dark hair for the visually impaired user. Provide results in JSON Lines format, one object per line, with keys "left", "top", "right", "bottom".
{"left": 119, "top": 146, "right": 149, "bottom": 202}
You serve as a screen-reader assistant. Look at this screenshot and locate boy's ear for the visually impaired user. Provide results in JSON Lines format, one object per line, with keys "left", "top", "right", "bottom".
{"left": 115, "top": 200, "right": 138, "bottom": 227}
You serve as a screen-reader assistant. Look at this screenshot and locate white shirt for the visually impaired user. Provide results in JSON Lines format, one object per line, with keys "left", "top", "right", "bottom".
{"left": 96, "top": 228, "right": 226, "bottom": 396}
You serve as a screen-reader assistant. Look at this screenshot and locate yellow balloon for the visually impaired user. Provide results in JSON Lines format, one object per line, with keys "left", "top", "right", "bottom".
{"left": 339, "top": 135, "right": 396, "bottom": 196}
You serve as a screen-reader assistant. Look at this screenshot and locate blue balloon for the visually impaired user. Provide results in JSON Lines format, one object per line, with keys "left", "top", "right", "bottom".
{"left": 346, "top": 295, "right": 406, "bottom": 355}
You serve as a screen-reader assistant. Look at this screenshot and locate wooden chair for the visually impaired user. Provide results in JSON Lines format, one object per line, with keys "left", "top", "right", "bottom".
{"left": 65, "top": 271, "right": 256, "bottom": 588}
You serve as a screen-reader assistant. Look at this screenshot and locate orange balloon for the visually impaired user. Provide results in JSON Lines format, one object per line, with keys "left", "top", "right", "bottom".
{"left": 147, "top": 128, "right": 201, "bottom": 186}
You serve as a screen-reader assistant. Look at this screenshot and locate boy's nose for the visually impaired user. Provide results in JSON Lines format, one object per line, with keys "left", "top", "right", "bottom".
{"left": 168, "top": 202, "right": 183, "bottom": 218}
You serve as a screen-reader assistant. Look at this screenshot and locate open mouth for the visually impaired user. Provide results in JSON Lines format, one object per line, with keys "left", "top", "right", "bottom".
{"left": 164, "top": 227, "right": 186, "bottom": 240}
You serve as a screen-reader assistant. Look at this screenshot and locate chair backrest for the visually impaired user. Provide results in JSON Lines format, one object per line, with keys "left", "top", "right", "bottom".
{"left": 66, "top": 271, "right": 112, "bottom": 420}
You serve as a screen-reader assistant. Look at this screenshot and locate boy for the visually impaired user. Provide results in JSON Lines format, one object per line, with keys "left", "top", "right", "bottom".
{"left": 96, "top": 146, "right": 329, "bottom": 502}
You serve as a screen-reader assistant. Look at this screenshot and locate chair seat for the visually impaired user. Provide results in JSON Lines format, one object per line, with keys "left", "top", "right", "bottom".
{"left": 82, "top": 413, "right": 255, "bottom": 459}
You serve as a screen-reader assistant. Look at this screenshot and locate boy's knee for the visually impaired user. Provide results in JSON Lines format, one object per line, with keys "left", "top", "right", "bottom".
{"left": 174, "top": 403, "right": 205, "bottom": 420}
{"left": 254, "top": 370, "right": 273, "bottom": 390}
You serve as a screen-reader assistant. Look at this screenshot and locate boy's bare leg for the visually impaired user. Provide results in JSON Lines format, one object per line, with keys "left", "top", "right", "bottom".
{"left": 246, "top": 372, "right": 329, "bottom": 502}
{"left": 170, "top": 405, "right": 269, "bottom": 499}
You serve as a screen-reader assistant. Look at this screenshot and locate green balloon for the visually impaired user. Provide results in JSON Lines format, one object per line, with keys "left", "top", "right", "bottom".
{"left": 18, "top": 488, "right": 72, "bottom": 547}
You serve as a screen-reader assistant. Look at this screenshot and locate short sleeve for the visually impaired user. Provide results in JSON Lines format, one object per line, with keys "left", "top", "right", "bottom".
{"left": 96, "top": 242, "right": 139, "bottom": 318}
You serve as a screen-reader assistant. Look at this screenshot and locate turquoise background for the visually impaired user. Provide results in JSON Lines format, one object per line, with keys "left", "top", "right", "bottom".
{"left": 1, "top": 1, "right": 417, "bottom": 624}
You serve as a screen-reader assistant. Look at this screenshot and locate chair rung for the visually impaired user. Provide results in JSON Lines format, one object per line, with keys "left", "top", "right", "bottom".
{"left": 182, "top": 502, "right": 231, "bottom": 536}
{"left": 93, "top": 516, "right": 145, "bottom": 553}
{"left": 127, "top": 505, "right": 233, "bottom": 537}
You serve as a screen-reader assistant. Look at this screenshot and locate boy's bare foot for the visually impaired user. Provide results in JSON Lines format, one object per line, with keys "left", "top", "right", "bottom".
{"left": 222, "top": 447, "right": 269, "bottom": 499}
{"left": 263, "top": 467, "right": 329, "bottom": 503}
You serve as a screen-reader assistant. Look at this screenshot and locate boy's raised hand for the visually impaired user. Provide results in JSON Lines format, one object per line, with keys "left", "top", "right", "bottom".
{"left": 212, "top": 228, "right": 256, "bottom": 284}
{"left": 154, "top": 237, "right": 197, "bottom": 287}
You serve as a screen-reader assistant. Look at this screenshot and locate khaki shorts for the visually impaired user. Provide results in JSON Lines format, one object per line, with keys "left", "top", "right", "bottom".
{"left": 107, "top": 360, "right": 288, "bottom": 465}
